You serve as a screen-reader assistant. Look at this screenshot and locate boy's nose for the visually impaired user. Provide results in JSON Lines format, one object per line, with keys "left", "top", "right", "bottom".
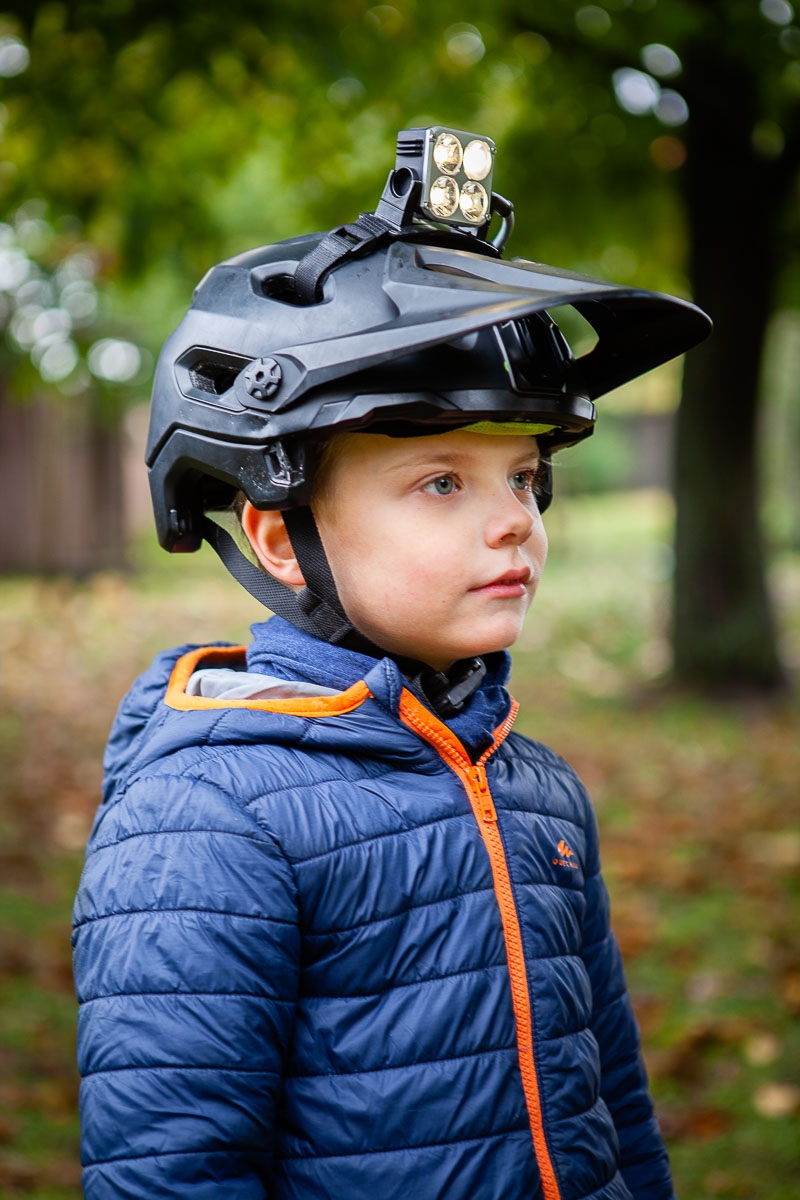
{"left": 484, "top": 489, "right": 537, "bottom": 547}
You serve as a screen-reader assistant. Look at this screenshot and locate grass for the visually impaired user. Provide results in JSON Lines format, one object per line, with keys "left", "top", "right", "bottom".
{"left": 0, "top": 489, "right": 798, "bottom": 1198}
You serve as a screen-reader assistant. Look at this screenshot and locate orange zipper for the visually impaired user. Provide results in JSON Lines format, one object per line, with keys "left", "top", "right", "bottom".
{"left": 398, "top": 691, "right": 561, "bottom": 1200}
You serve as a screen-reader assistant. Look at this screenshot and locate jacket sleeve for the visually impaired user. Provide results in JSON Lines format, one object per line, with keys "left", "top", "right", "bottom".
{"left": 72, "top": 772, "right": 300, "bottom": 1199}
{"left": 579, "top": 792, "right": 676, "bottom": 1200}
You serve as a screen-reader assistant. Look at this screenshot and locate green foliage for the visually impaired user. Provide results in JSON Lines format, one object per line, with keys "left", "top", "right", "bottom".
{"left": 0, "top": 202, "right": 148, "bottom": 408}
{"left": 0, "top": 1, "right": 796, "bottom": 680}
{"left": 0, "top": 0, "right": 797, "bottom": 355}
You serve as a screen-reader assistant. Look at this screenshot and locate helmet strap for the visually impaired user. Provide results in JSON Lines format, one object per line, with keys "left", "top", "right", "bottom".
{"left": 202, "top": 517, "right": 324, "bottom": 638}
{"left": 282, "top": 505, "right": 385, "bottom": 655}
{"left": 283, "top": 506, "right": 490, "bottom": 717}
{"left": 203, "top": 508, "right": 488, "bottom": 718}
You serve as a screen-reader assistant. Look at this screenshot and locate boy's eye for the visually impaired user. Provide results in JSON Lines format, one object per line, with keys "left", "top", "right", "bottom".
{"left": 510, "top": 463, "right": 548, "bottom": 500}
{"left": 423, "top": 475, "right": 458, "bottom": 495}
{"left": 510, "top": 468, "right": 536, "bottom": 493}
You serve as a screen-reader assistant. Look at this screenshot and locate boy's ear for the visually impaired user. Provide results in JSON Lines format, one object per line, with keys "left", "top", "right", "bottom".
{"left": 240, "top": 501, "right": 306, "bottom": 590}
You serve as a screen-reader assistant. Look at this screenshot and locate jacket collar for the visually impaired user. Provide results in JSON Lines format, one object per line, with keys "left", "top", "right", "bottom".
{"left": 246, "top": 616, "right": 512, "bottom": 762}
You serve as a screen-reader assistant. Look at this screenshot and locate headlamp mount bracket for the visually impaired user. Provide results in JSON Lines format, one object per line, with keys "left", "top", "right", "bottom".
{"left": 292, "top": 165, "right": 515, "bottom": 306}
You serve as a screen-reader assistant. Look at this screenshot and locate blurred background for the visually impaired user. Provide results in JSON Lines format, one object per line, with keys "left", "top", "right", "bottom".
{"left": 0, "top": 2, "right": 798, "bottom": 1197}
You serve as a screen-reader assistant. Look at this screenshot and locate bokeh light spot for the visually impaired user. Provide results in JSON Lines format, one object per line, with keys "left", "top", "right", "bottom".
{"left": 32, "top": 307, "right": 71, "bottom": 342}
{"left": 445, "top": 23, "right": 485, "bottom": 67}
{"left": 613, "top": 68, "right": 661, "bottom": 115}
{"left": 752, "top": 120, "right": 785, "bottom": 157}
{"left": 655, "top": 90, "right": 689, "bottom": 127}
{"left": 0, "top": 36, "right": 29, "bottom": 77}
{"left": 779, "top": 25, "right": 800, "bottom": 52}
{"left": 641, "top": 43, "right": 682, "bottom": 78}
{"left": 60, "top": 280, "right": 98, "bottom": 323}
{"left": 650, "top": 136, "right": 686, "bottom": 170}
{"left": 761, "top": 0, "right": 794, "bottom": 25}
{"left": 87, "top": 338, "right": 142, "bottom": 383}
{"left": 365, "top": 6, "right": 402, "bottom": 34}
{"left": 327, "top": 77, "right": 365, "bottom": 107}
{"left": 0, "top": 247, "right": 31, "bottom": 291}
{"left": 38, "top": 339, "right": 79, "bottom": 382}
{"left": 512, "top": 32, "right": 550, "bottom": 63}
{"left": 576, "top": 6, "right": 612, "bottom": 37}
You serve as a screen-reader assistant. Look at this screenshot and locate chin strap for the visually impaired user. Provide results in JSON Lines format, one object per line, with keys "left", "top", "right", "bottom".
{"left": 202, "top": 516, "right": 323, "bottom": 639}
{"left": 203, "top": 508, "right": 488, "bottom": 718}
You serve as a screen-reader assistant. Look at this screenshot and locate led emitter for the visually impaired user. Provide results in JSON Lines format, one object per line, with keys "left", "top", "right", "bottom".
{"left": 463, "top": 139, "right": 492, "bottom": 181}
{"left": 432, "top": 132, "right": 463, "bottom": 175}
{"left": 459, "top": 180, "right": 488, "bottom": 222}
{"left": 429, "top": 175, "right": 460, "bottom": 217}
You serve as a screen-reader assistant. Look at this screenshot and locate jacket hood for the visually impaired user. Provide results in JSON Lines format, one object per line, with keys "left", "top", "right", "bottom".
{"left": 101, "top": 619, "right": 514, "bottom": 805}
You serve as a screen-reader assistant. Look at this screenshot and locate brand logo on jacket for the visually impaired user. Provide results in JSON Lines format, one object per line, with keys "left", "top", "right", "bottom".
{"left": 553, "top": 838, "right": 579, "bottom": 870}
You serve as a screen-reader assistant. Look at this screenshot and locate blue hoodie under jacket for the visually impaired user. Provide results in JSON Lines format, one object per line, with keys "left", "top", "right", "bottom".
{"left": 72, "top": 618, "right": 674, "bottom": 1200}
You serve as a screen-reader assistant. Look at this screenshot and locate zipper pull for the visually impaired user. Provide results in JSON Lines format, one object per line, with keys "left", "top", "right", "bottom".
{"left": 470, "top": 764, "right": 497, "bottom": 823}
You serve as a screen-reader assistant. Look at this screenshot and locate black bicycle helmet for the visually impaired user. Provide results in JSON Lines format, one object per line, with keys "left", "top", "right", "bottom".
{"left": 146, "top": 124, "right": 711, "bottom": 708}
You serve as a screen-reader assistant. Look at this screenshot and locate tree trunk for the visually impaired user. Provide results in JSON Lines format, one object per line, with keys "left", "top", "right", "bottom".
{"left": 0, "top": 383, "right": 127, "bottom": 574}
{"left": 672, "top": 41, "right": 788, "bottom": 692}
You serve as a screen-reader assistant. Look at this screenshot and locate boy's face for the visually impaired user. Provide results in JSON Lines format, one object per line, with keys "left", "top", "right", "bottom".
{"left": 313, "top": 429, "right": 548, "bottom": 671}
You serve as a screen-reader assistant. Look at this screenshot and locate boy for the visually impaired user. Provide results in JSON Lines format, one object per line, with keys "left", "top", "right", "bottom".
{"left": 72, "top": 126, "right": 710, "bottom": 1199}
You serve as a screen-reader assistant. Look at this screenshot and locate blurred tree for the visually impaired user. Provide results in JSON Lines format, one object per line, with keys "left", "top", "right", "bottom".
{"left": 1, "top": 0, "right": 797, "bottom": 688}
{"left": 493, "top": 0, "right": 799, "bottom": 689}
{"left": 671, "top": 4, "right": 798, "bottom": 693}
{"left": 0, "top": 1, "right": 308, "bottom": 572}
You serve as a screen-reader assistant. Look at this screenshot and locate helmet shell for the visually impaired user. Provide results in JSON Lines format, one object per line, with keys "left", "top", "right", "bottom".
{"left": 147, "top": 227, "right": 711, "bottom": 550}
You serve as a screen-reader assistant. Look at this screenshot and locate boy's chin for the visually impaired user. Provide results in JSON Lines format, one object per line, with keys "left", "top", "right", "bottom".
{"left": 353, "top": 614, "right": 526, "bottom": 673}
{"left": 417, "top": 634, "right": 521, "bottom": 673}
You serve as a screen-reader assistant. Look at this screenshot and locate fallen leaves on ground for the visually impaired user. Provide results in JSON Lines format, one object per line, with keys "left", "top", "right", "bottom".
{"left": 1, "top": 502, "right": 798, "bottom": 1197}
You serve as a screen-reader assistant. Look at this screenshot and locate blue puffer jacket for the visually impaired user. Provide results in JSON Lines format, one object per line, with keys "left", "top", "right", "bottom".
{"left": 72, "top": 619, "right": 674, "bottom": 1200}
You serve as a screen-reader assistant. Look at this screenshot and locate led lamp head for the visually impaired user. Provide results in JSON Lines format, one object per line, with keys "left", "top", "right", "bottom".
{"left": 394, "top": 125, "right": 496, "bottom": 230}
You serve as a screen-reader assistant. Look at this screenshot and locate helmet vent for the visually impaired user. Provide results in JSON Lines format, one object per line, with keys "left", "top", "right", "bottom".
{"left": 260, "top": 272, "right": 307, "bottom": 306}
{"left": 189, "top": 361, "right": 241, "bottom": 395}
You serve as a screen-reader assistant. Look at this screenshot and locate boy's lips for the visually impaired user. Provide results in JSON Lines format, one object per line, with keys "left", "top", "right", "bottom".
{"left": 470, "top": 568, "right": 532, "bottom": 595}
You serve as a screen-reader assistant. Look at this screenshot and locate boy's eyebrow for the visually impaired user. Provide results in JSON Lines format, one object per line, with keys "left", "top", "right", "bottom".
{"left": 383, "top": 446, "right": 540, "bottom": 474}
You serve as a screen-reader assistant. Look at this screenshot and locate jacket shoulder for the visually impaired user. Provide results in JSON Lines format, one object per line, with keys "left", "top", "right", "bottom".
{"left": 102, "top": 642, "right": 236, "bottom": 801}
{"left": 503, "top": 728, "right": 584, "bottom": 777}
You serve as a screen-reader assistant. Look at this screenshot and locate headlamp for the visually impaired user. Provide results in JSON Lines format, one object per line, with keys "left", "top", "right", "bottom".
{"left": 394, "top": 125, "right": 496, "bottom": 230}
{"left": 292, "top": 122, "right": 515, "bottom": 304}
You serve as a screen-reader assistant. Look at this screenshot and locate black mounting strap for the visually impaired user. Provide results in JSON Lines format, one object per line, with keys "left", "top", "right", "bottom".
{"left": 293, "top": 212, "right": 396, "bottom": 305}
{"left": 292, "top": 168, "right": 426, "bottom": 305}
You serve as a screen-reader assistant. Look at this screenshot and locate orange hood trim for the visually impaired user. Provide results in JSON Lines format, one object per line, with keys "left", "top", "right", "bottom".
{"left": 164, "top": 645, "right": 372, "bottom": 716}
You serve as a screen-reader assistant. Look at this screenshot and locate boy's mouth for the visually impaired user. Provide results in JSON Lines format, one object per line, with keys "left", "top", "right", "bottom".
{"left": 470, "top": 568, "right": 531, "bottom": 595}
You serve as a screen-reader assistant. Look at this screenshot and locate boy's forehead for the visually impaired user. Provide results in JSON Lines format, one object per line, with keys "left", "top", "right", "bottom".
{"left": 341, "top": 428, "right": 541, "bottom": 471}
